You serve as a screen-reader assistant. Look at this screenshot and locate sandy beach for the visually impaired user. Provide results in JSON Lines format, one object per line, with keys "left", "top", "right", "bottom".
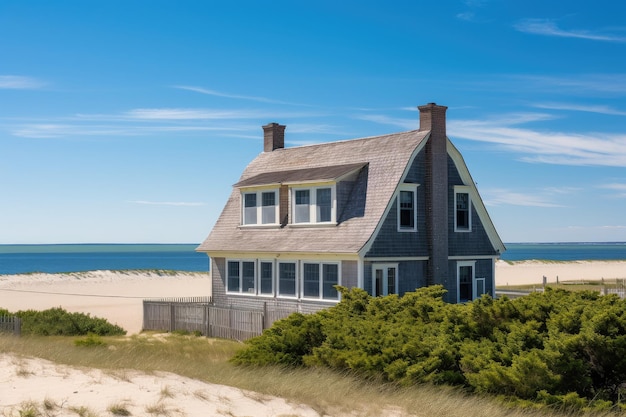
{"left": 2, "top": 262, "right": 626, "bottom": 416}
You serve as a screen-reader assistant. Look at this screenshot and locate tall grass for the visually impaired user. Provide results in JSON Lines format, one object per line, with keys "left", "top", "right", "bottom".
{"left": 0, "top": 334, "right": 617, "bottom": 417}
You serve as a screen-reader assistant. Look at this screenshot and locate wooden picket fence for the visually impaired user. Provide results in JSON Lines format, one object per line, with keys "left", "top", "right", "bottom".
{"left": 0, "top": 315, "right": 21, "bottom": 336}
{"left": 142, "top": 297, "right": 297, "bottom": 341}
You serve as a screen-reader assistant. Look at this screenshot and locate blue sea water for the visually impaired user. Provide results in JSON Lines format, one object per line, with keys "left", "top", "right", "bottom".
{"left": 0, "top": 244, "right": 209, "bottom": 275}
{"left": 0, "top": 242, "right": 625, "bottom": 275}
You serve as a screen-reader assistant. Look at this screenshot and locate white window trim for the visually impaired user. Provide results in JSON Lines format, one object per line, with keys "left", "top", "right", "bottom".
{"left": 454, "top": 186, "right": 472, "bottom": 232}
{"left": 456, "top": 260, "right": 476, "bottom": 303}
{"left": 372, "top": 263, "right": 399, "bottom": 297}
{"left": 397, "top": 184, "right": 418, "bottom": 232}
{"left": 240, "top": 189, "right": 280, "bottom": 227}
{"left": 300, "top": 260, "right": 342, "bottom": 301}
{"left": 290, "top": 185, "right": 337, "bottom": 225}
{"left": 226, "top": 259, "right": 257, "bottom": 295}
{"left": 277, "top": 260, "right": 299, "bottom": 299}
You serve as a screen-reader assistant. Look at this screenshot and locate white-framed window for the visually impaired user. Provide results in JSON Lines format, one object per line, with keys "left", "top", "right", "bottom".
{"left": 278, "top": 261, "right": 297, "bottom": 297}
{"left": 227, "top": 260, "right": 256, "bottom": 294}
{"left": 397, "top": 184, "right": 417, "bottom": 232}
{"left": 454, "top": 187, "right": 471, "bottom": 232}
{"left": 241, "top": 189, "right": 279, "bottom": 226}
{"left": 372, "top": 263, "right": 398, "bottom": 296}
{"left": 291, "top": 185, "right": 336, "bottom": 225}
{"left": 301, "top": 261, "right": 340, "bottom": 300}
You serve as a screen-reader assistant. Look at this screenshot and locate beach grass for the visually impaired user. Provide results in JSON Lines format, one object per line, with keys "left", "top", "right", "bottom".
{"left": 1, "top": 333, "right": 620, "bottom": 417}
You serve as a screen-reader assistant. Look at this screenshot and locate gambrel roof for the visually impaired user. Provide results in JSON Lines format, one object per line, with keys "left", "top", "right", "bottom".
{"left": 197, "top": 129, "right": 430, "bottom": 255}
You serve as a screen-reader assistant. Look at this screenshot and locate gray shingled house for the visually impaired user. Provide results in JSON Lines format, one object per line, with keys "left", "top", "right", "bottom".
{"left": 197, "top": 103, "right": 505, "bottom": 312}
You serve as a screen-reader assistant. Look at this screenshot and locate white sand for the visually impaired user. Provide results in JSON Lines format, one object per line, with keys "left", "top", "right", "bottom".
{"left": 0, "top": 352, "right": 322, "bottom": 417}
{"left": 495, "top": 260, "right": 626, "bottom": 286}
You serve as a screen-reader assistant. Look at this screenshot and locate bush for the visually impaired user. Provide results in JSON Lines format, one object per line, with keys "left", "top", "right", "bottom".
{"left": 13, "top": 307, "right": 126, "bottom": 336}
{"left": 232, "top": 285, "right": 626, "bottom": 410}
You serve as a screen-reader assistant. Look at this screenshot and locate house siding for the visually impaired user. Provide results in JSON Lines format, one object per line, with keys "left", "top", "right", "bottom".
{"left": 364, "top": 151, "right": 429, "bottom": 258}
{"left": 363, "top": 260, "right": 428, "bottom": 296}
{"left": 446, "top": 258, "right": 494, "bottom": 303}
{"left": 448, "top": 157, "right": 499, "bottom": 257}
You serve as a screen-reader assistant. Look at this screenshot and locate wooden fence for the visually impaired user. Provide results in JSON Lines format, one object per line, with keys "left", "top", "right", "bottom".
{"left": 0, "top": 315, "right": 21, "bottom": 336}
{"left": 142, "top": 297, "right": 297, "bottom": 341}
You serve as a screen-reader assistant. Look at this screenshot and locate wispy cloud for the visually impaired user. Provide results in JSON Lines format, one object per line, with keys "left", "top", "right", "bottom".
{"left": 482, "top": 189, "right": 564, "bottom": 207}
{"left": 124, "top": 108, "right": 271, "bottom": 120}
{"left": 532, "top": 102, "right": 626, "bottom": 116}
{"left": 0, "top": 75, "right": 45, "bottom": 89}
{"left": 173, "top": 85, "right": 311, "bottom": 107}
{"left": 448, "top": 114, "right": 626, "bottom": 167}
{"left": 355, "top": 114, "right": 416, "bottom": 130}
{"left": 130, "top": 200, "right": 205, "bottom": 207}
{"left": 515, "top": 19, "right": 626, "bottom": 42}
{"left": 600, "top": 183, "right": 626, "bottom": 198}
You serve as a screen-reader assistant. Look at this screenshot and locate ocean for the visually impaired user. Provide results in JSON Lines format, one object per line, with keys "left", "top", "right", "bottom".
{"left": 0, "top": 242, "right": 625, "bottom": 275}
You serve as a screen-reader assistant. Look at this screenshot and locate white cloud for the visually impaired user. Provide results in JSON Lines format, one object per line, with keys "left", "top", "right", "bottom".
{"left": 482, "top": 189, "right": 564, "bottom": 208}
{"left": 0, "top": 75, "right": 45, "bottom": 89}
{"left": 515, "top": 19, "right": 626, "bottom": 42}
{"left": 125, "top": 108, "right": 268, "bottom": 120}
{"left": 600, "top": 183, "right": 626, "bottom": 198}
{"left": 532, "top": 102, "right": 626, "bottom": 116}
{"left": 448, "top": 115, "right": 626, "bottom": 167}
{"left": 173, "top": 85, "right": 310, "bottom": 107}
{"left": 130, "top": 201, "right": 205, "bottom": 207}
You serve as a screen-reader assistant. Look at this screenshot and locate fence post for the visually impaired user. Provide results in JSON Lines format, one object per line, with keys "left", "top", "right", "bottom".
{"left": 170, "top": 303, "right": 175, "bottom": 333}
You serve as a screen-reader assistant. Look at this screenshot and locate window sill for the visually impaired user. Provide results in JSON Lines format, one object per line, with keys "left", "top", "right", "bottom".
{"left": 288, "top": 222, "right": 337, "bottom": 228}
{"left": 238, "top": 224, "right": 281, "bottom": 229}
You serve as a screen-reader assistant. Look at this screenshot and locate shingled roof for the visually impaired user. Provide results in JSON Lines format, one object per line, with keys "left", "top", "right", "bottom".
{"left": 197, "top": 129, "right": 430, "bottom": 255}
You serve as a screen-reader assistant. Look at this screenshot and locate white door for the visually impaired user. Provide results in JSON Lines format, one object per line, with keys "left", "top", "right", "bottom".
{"left": 373, "top": 264, "right": 398, "bottom": 296}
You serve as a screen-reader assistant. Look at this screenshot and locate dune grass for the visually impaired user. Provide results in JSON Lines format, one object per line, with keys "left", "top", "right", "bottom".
{"left": 0, "top": 333, "right": 620, "bottom": 417}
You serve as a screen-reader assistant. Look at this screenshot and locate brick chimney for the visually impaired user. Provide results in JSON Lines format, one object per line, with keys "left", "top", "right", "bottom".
{"left": 419, "top": 103, "right": 449, "bottom": 295}
{"left": 263, "top": 123, "right": 285, "bottom": 152}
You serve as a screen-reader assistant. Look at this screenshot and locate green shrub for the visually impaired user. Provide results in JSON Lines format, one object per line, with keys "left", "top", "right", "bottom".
{"left": 13, "top": 307, "right": 126, "bottom": 336}
{"left": 232, "top": 285, "right": 626, "bottom": 411}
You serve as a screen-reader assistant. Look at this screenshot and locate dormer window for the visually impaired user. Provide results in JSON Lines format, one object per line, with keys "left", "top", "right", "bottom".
{"left": 292, "top": 185, "right": 336, "bottom": 225}
{"left": 241, "top": 189, "right": 279, "bottom": 226}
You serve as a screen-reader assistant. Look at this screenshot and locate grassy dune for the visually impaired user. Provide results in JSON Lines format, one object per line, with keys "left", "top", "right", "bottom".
{"left": 1, "top": 333, "right": 618, "bottom": 417}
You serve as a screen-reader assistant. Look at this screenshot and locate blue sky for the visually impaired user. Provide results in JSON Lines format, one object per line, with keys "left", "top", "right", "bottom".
{"left": 1, "top": 0, "right": 625, "bottom": 244}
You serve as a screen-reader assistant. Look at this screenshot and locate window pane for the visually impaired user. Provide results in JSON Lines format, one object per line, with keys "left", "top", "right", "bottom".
{"left": 227, "top": 261, "right": 240, "bottom": 292}
{"left": 387, "top": 267, "right": 396, "bottom": 295}
{"left": 316, "top": 188, "right": 332, "bottom": 222}
{"left": 244, "top": 194, "right": 257, "bottom": 224}
{"left": 459, "top": 265, "right": 472, "bottom": 301}
{"left": 375, "top": 269, "right": 383, "bottom": 296}
{"left": 260, "top": 262, "right": 273, "bottom": 295}
{"left": 294, "top": 190, "right": 310, "bottom": 223}
{"left": 399, "top": 190, "right": 414, "bottom": 228}
{"left": 261, "top": 192, "right": 276, "bottom": 224}
{"left": 303, "top": 263, "right": 320, "bottom": 298}
{"left": 242, "top": 261, "right": 255, "bottom": 293}
{"left": 322, "top": 264, "right": 338, "bottom": 299}
{"left": 456, "top": 193, "right": 469, "bottom": 229}
{"left": 279, "top": 263, "right": 296, "bottom": 296}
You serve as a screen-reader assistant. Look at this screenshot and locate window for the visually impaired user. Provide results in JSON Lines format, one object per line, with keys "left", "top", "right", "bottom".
{"left": 397, "top": 185, "right": 417, "bottom": 232}
{"left": 372, "top": 264, "right": 398, "bottom": 296}
{"left": 227, "top": 260, "right": 256, "bottom": 294}
{"left": 302, "top": 262, "right": 340, "bottom": 300}
{"left": 278, "top": 262, "right": 297, "bottom": 297}
{"left": 455, "top": 189, "right": 471, "bottom": 232}
{"left": 292, "top": 186, "right": 336, "bottom": 224}
{"left": 457, "top": 261, "right": 487, "bottom": 303}
{"left": 241, "top": 190, "right": 278, "bottom": 225}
